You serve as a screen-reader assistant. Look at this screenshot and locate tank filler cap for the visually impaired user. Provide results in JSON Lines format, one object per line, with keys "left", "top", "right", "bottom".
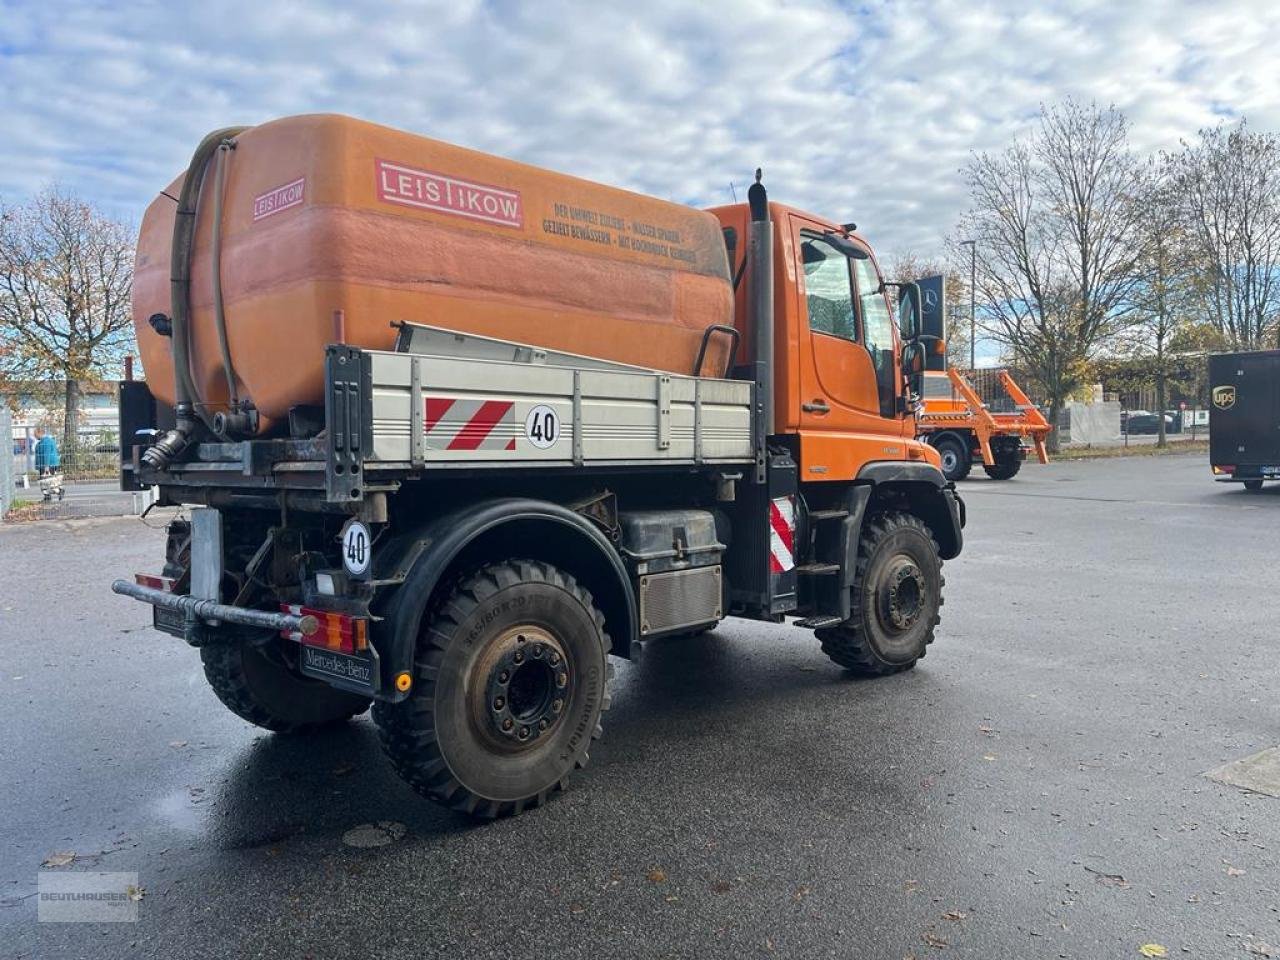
{"left": 148, "top": 313, "right": 173, "bottom": 337}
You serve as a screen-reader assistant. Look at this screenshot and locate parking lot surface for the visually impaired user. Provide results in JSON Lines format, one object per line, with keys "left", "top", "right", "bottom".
{"left": 2, "top": 453, "right": 1277, "bottom": 959}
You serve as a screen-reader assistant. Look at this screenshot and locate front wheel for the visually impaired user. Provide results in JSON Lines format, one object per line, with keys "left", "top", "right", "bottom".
{"left": 373, "top": 560, "right": 612, "bottom": 818}
{"left": 815, "top": 512, "right": 943, "bottom": 676}
{"left": 933, "top": 435, "right": 972, "bottom": 482}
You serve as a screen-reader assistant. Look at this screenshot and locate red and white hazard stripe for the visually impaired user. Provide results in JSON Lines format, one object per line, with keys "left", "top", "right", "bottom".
{"left": 424, "top": 397, "right": 517, "bottom": 451}
{"left": 768, "top": 496, "right": 795, "bottom": 573}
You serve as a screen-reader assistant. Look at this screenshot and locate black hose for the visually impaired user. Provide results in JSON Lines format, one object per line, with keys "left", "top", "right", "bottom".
{"left": 171, "top": 125, "right": 247, "bottom": 424}
{"left": 143, "top": 125, "right": 248, "bottom": 468}
{"left": 211, "top": 139, "right": 239, "bottom": 409}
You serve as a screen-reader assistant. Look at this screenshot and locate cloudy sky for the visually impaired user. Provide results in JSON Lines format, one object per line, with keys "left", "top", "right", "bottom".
{"left": 3, "top": 0, "right": 1279, "bottom": 262}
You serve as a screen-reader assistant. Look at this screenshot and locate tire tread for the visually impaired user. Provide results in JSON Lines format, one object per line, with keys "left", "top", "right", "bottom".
{"left": 201, "top": 642, "right": 370, "bottom": 734}
{"left": 372, "top": 560, "right": 611, "bottom": 818}
{"left": 814, "top": 512, "right": 943, "bottom": 676}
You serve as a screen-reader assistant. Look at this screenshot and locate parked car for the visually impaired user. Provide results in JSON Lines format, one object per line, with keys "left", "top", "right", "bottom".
{"left": 1125, "top": 412, "right": 1175, "bottom": 435}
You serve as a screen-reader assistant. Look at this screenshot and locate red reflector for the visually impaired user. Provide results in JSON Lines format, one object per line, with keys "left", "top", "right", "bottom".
{"left": 134, "top": 573, "right": 175, "bottom": 592}
{"left": 279, "top": 604, "right": 367, "bottom": 654}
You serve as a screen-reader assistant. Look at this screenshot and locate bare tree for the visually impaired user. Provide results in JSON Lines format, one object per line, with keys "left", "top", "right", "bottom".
{"left": 0, "top": 188, "right": 134, "bottom": 447}
{"left": 1121, "top": 168, "right": 1197, "bottom": 447}
{"left": 956, "top": 100, "right": 1149, "bottom": 451}
{"left": 1166, "top": 120, "right": 1280, "bottom": 349}
{"left": 881, "top": 251, "right": 969, "bottom": 368}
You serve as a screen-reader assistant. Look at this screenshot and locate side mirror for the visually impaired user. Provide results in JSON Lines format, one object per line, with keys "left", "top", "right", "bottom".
{"left": 897, "top": 282, "right": 922, "bottom": 340}
{"left": 902, "top": 341, "right": 926, "bottom": 376}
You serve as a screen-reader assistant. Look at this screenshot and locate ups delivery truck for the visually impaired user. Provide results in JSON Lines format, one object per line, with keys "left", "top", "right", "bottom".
{"left": 1210, "top": 349, "right": 1280, "bottom": 492}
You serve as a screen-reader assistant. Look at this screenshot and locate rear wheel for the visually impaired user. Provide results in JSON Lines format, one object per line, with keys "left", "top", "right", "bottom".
{"left": 373, "top": 560, "right": 612, "bottom": 818}
{"left": 201, "top": 637, "right": 372, "bottom": 734}
{"left": 1244, "top": 479, "right": 1264, "bottom": 492}
{"left": 815, "top": 512, "right": 943, "bottom": 676}
{"left": 933, "top": 435, "right": 971, "bottom": 482}
{"left": 983, "top": 453, "right": 1022, "bottom": 480}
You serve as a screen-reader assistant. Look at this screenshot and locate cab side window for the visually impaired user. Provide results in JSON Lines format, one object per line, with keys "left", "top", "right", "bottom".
{"left": 800, "top": 234, "right": 857, "bottom": 342}
{"left": 852, "top": 257, "right": 893, "bottom": 365}
{"left": 851, "top": 255, "right": 898, "bottom": 418}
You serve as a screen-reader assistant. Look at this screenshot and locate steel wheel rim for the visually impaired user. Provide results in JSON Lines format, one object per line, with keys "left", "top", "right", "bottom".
{"left": 877, "top": 554, "right": 926, "bottom": 635}
{"left": 469, "top": 624, "right": 572, "bottom": 752}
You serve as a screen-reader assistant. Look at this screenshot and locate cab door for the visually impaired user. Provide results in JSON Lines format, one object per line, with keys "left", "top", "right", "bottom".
{"left": 789, "top": 213, "right": 905, "bottom": 480}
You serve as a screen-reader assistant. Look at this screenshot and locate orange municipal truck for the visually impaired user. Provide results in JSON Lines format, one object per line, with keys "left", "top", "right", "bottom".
{"left": 114, "top": 115, "right": 964, "bottom": 817}
{"left": 917, "top": 367, "right": 1051, "bottom": 481}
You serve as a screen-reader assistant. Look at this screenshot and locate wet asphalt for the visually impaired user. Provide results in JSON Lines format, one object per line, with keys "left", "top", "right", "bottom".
{"left": 1, "top": 453, "right": 1278, "bottom": 959}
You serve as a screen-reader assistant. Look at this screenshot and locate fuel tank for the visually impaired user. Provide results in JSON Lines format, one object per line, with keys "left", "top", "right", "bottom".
{"left": 133, "top": 114, "right": 734, "bottom": 433}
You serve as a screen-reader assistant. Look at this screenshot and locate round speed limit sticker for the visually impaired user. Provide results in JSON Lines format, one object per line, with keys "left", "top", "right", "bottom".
{"left": 341, "top": 520, "right": 372, "bottom": 577}
{"left": 524, "top": 404, "right": 561, "bottom": 449}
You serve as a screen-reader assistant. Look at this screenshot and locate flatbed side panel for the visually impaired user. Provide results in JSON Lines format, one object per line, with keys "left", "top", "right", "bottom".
{"left": 367, "top": 351, "right": 753, "bottom": 465}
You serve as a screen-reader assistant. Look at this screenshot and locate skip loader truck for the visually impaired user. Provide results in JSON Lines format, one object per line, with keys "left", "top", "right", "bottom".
{"left": 114, "top": 115, "right": 964, "bottom": 817}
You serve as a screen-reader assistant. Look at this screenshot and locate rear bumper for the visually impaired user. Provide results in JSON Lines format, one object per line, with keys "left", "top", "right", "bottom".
{"left": 1214, "top": 465, "right": 1280, "bottom": 480}
{"left": 111, "top": 579, "right": 317, "bottom": 645}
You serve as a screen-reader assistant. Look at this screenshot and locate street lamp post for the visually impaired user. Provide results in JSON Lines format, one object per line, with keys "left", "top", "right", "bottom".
{"left": 960, "top": 240, "right": 976, "bottom": 371}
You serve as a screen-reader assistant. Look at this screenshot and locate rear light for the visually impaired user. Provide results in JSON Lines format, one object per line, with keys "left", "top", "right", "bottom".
{"left": 134, "top": 573, "right": 175, "bottom": 592}
{"left": 1212, "top": 464, "right": 1235, "bottom": 475}
{"left": 279, "top": 604, "right": 368, "bottom": 653}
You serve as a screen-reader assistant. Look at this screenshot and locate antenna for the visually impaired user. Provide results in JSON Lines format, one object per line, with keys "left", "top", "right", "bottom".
{"left": 729, "top": 181, "right": 738, "bottom": 203}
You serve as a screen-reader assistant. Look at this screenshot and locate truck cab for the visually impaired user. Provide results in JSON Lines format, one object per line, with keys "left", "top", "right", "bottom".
{"left": 712, "top": 201, "right": 941, "bottom": 482}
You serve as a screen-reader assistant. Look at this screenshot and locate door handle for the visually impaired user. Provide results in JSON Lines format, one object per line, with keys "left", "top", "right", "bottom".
{"left": 802, "top": 399, "right": 831, "bottom": 414}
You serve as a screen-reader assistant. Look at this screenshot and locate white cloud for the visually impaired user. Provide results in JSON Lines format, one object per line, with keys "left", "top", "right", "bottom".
{"left": 2, "top": 0, "right": 1280, "bottom": 261}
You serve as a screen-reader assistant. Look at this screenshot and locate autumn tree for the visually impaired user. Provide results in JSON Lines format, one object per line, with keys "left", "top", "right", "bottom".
{"left": 0, "top": 188, "right": 134, "bottom": 448}
{"left": 1120, "top": 169, "right": 1197, "bottom": 446}
{"left": 1165, "top": 120, "right": 1280, "bottom": 350}
{"left": 956, "top": 100, "right": 1149, "bottom": 451}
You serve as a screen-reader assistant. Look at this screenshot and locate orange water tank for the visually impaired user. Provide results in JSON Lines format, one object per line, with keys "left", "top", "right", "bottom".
{"left": 133, "top": 114, "right": 734, "bottom": 434}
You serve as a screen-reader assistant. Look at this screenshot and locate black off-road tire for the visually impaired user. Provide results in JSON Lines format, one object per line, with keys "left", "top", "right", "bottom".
{"left": 933, "top": 435, "right": 972, "bottom": 482}
{"left": 201, "top": 637, "right": 372, "bottom": 734}
{"left": 814, "top": 512, "right": 943, "bottom": 676}
{"left": 1244, "top": 479, "right": 1264, "bottom": 492}
{"left": 372, "top": 560, "right": 612, "bottom": 818}
{"left": 983, "top": 453, "right": 1022, "bottom": 480}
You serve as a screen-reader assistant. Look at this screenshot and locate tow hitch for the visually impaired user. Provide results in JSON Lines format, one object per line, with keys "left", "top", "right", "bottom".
{"left": 111, "top": 578, "right": 319, "bottom": 645}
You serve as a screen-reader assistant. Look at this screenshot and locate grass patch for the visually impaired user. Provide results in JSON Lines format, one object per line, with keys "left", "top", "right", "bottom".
{"left": 1057, "top": 439, "right": 1209, "bottom": 460}
{"left": 3, "top": 499, "right": 43, "bottom": 522}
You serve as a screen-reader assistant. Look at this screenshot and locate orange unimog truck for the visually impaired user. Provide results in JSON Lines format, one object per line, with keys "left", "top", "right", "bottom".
{"left": 115, "top": 115, "right": 964, "bottom": 817}
{"left": 917, "top": 367, "right": 1051, "bottom": 481}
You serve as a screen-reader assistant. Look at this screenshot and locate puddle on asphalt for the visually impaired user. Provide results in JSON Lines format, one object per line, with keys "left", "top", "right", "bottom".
{"left": 152, "top": 789, "right": 207, "bottom": 834}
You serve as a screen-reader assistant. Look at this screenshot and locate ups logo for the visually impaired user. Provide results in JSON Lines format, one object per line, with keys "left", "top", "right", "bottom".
{"left": 1213, "top": 385, "right": 1237, "bottom": 410}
